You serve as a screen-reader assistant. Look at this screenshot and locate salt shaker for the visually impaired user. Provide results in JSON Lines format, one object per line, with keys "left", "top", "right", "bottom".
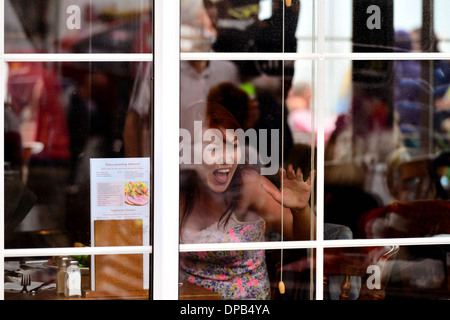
{"left": 64, "top": 260, "right": 82, "bottom": 297}
{"left": 56, "top": 257, "right": 69, "bottom": 295}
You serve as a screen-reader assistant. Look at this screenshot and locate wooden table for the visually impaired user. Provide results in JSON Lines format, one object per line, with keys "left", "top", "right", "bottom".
{"left": 5, "top": 281, "right": 220, "bottom": 300}
{"left": 5, "top": 257, "right": 220, "bottom": 300}
{"left": 179, "top": 281, "right": 221, "bottom": 300}
{"left": 4, "top": 288, "right": 149, "bottom": 300}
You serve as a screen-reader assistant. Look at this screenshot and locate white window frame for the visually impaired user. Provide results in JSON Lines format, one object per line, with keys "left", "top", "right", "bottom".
{"left": 2, "top": 0, "right": 450, "bottom": 301}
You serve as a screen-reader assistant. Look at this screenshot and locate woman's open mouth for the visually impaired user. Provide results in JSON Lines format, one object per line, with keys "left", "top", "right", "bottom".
{"left": 213, "top": 168, "right": 231, "bottom": 184}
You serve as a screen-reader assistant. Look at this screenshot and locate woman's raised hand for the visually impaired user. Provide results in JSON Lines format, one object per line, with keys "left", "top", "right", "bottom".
{"left": 262, "top": 164, "right": 313, "bottom": 212}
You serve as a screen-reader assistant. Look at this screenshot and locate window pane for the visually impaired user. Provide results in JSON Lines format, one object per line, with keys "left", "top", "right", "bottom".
{"left": 178, "top": 57, "right": 316, "bottom": 300}
{"left": 388, "top": 244, "right": 450, "bottom": 300}
{"left": 325, "top": 0, "right": 450, "bottom": 54}
{"left": 4, "top": 254, "right": 151, "bottom": 300}
{"left": 324, "top": 245, "right": 450, "bottom": 300}
{"left": 435, "top": 0, "right": 450, "bottom": 53}
{"left": 4, "top": 61, "right": 153, "bottom": 248}
{"left": 323, "top": 246, "right": 398, "bottom": 300}
{"left": 4, "top": 0, "right": 152, "bottom": 54}
{"left": 179, "top": 249, "right": 313, "bottom": 300}
{"left": 324, "top": 0, "right": 352, "bottom": 53}
{"left": 180, "top": 0, "right": 306, "bottom": 53}
{"left": 324, "top": 58, "right": 450, "bottom": 239}
{"left": 179, "top": 58, "right": 315, "bottom": 243}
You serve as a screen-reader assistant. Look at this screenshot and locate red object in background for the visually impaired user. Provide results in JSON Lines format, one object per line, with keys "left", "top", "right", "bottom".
{"left": 8, "top": 62, "right": 71, "bottom": 161}
{"left": 359, "top": 200, "right": 450, "bottom": 238}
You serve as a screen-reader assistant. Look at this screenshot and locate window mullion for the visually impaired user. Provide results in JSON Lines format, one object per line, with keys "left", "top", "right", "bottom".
{"left": 153, "top": 0, "right": 180, "bottom": 300}
{"left": 315, "top": 0, "right": 326, "bottom": 301}
{"left": 3, "top": 246, "right": 152, "bottom": 258}
{"left": 1, "top": 0, "right": 5, "bottom": 300}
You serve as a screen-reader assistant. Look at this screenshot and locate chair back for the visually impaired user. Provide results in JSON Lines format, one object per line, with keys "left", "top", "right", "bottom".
{"left": 324, "top": 245, "right": 400, "bottom": 300}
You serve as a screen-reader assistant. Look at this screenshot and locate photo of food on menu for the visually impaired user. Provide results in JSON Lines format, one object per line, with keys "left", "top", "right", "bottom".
{"left": 124, "top": 181, "right": 149, "bottom": 206}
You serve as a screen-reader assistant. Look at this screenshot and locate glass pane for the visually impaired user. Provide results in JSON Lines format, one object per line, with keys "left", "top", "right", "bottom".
{"left": 324, "top": 58, "right": 450, "bottom": 239}
{"left": 179, "top": 59, "right": 315, "bottom": 242}
{"left": 388, "top": 244, "right": 450, "bottom": 300}
{"left": 4, "top": 254, "right": 151, "bottom": 300}
{"left": 179, "top": 249, "right": 313, "bottom": 300}
{"left": 4, "top": 61, "right": 153, "bottom": 248}
{"left": 178, "top": 58, "right": 316, "bottom": 300}
{"left": 435, "top": 0, "right": 450, "bottom": 53}
{"left": 323, "top": 246, "right": 398, "bottom": 300}
{"left": 324, "top": 245, "right": 450, "bottom": 300}
{"left": 180, "top": 0, "right": 309, "bottom": 53}
{"left": 324, "top": 0, "right": 352, "bottom": 53}
{"left": 4, "top": 0, "right": 152, "bottom": 54}
{"left": 325, "top": 0, "right": 450, "bottom": 54}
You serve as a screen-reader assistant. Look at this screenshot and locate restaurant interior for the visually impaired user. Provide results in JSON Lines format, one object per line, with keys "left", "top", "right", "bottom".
{"left": 3, "top": 0, "right": 450, "bottom": 300}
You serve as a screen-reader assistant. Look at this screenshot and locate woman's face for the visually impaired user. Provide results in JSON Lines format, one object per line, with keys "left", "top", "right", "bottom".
{"left": 197, "top": 127, "right": 241, "bottom": 193}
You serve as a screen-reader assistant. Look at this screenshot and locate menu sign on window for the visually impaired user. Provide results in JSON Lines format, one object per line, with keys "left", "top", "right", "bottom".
{"left": 90, "top": 158, "right": 150, "bottom": 291}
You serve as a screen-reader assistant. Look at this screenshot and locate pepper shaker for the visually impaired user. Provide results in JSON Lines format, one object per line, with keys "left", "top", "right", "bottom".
{"left": 56, "top": 257, "right": 69, "bottom": 295}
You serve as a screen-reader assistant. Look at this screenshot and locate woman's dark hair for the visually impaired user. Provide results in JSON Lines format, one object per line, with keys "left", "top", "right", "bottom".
{"left": 207, "top": 82, "right": 250, "bottom": 129}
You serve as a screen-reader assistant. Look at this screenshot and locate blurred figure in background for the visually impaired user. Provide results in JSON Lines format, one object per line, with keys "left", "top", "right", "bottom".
{"left": 286, "top": 81, "right": 336, "bottom": 146}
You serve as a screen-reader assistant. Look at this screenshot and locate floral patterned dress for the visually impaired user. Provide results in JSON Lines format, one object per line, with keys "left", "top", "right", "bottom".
{"left": 180, "top": 213, "right": 270, "bottom": 300}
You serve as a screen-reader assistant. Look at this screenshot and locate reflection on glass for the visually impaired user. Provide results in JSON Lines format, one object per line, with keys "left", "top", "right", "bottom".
{"left": 179, "top": 59, "right": 315, "bottom": 250}
{"left": 4, "top": 61, "right": 151, "bottom": 248}
{"left": 324, "top": 245, "right": 450, "bottom": 300}
{"left": 323, "top": 246, "right": 399, "bottom": 300}
{"left": 180, "top": 0, "right": 301, "bottom": 53}
{"left": 325, "top": 0, "right": 450, "bottom": 54}
{"left": 390, "top": 245, "right": 450, "bottom": 299}
{"left": 179, "top": 99, "right": 314, "bottom": 239}
{"left": 435, "top": 0, "right": 450, "bottom": 53}
{"left": 4, "top": 0, "right": 152, "bottom": 53}
{"left": 179, "top": 249, "right": 312, "bottom": 300}
{"left": 324, "top": 58, "right": 450, "bottom": 239}
{"left": 178, "top": 58, "right": 316, "bottom": 300}
{"left": 4, "top": 255, "right": 151, "bottom": 300}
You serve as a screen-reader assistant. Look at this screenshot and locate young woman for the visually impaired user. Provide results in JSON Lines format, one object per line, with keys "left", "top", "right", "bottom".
{"left": 179, "top": 101, "right": 315, "bottom": 300}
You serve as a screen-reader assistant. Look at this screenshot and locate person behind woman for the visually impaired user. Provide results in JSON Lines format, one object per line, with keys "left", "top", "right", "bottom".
{"left": 179, "top": 100, "right": 315, "bottom": 299}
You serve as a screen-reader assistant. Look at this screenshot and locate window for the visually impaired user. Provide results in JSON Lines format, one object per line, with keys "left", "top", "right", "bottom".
{"left": 3, "top": 0, "right": 450, "bottom": 302}
{"left": 2, "top": 0, "right": 153, "bottom": 299}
